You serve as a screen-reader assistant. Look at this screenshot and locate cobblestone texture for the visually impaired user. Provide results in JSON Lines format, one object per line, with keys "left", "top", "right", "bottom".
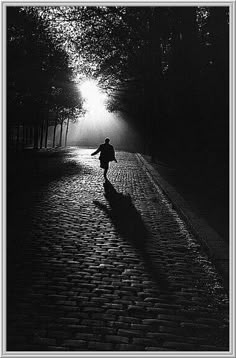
{"left": 7, "top": 147, "right": 229, "bottom": 351}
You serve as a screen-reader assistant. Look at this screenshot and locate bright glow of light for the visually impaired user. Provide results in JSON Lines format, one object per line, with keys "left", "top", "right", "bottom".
{"left": 68, "top": 77, "right": 142, "bottom": 152}
{"left": 79, "top": 79, "right": 107, "bottom": 112}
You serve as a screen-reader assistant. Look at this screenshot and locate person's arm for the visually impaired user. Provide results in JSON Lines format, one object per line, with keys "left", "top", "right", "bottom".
{"left": 91, "top": 146, "right": 101, "bottom": 156}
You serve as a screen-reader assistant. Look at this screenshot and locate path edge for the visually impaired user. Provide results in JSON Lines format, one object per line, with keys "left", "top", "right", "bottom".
{"left": 136, "top": 153, "right": 229, "bottom": 292}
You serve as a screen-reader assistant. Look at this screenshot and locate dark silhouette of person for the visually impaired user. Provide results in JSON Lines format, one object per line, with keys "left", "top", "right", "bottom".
{"left": 91, "top": 138, "right": 117, "bottom": 180}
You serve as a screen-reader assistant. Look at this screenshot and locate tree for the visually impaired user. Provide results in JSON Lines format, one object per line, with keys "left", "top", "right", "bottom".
{"left": 19, "top": 5, "right": 228, "bottom": 166}
{"left": 34, "top": 7, "right": 167, "bottom": 150}
{"left": 7, "top": 7, "right": 82, "bottom": 150}
{"left": 49, "top": 78, "right": 81, "bottom": 147}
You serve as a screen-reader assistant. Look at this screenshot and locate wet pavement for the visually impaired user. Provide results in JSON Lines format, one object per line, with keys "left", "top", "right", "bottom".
{"left": 7, "top": 147, "right": 229, "bottom": 352}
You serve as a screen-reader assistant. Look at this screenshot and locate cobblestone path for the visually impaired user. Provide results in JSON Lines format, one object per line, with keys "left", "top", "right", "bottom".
{"left": 7, "top": 147, "right": 229, "bottom": 352}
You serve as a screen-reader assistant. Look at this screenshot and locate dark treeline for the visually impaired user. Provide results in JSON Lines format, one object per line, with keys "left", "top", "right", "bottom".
{"left": 106, "top": 7, "right": 229, "bottom": 168}
{"left": 7, "top": 6, "right": 229, "bottom": 170}
{"left": 7, "top": 7, "right": 82, "bottom": 150}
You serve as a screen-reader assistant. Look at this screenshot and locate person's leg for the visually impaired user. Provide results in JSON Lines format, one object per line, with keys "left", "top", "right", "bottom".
{"left": 104, "top": 162, "right": 109, "bottom": 179}
{"left": 104, "top": 168, "right": 108, "bottom": 179}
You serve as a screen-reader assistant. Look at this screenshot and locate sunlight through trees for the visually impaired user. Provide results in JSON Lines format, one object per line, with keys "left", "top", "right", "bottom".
{"left": 7, "top": 5, "right": 229, "bottom": 170}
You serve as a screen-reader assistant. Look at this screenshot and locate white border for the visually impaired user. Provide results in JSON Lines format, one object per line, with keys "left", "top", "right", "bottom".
{"left": 1, "top": 1, "right": 235, "bottom": 357}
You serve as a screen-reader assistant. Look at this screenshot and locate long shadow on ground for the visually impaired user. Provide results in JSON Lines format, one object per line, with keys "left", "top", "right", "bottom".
{"left": 94, "top": 179, "right": 171, "bottom": 292}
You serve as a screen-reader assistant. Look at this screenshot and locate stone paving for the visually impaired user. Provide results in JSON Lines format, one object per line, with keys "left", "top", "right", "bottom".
{"left": 7, "top": 147, "right": 229, "bottom": 352}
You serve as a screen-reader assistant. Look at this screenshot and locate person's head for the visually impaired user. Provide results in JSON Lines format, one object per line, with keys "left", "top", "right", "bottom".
{"left": 105, "top": 138, "right": 110, "bottom": 144}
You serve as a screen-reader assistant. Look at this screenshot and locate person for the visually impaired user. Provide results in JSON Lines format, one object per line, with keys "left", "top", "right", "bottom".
{"left": 91, "top": 138, "right": 117, "bottom": 180}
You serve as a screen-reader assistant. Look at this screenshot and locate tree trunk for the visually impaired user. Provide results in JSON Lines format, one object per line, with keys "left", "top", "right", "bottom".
{"left": 65, "top": 118, "right": 70, "bottom": 147}
{"left": 11, "top": 126, "right": 14, "bottom": 148}
{"left": 7, "top": 125, "right": 13, "bottom": 149}
{"left": 33, "top": 125, "right": 39, "bottom": 149}
{"left": 16, "top": 122, "right": 20, "bottom": 150}
{"left": 22, "top": 123, "right": 25, "bottom": 149}
{"left": 59, "top": 122, "right": 63, "bottom": 147}
{"left": 53, "top": 120, "right": 57, "bottom": 148}
{"left": 25, "top": 126, "right": 28, "bottom": 146}
{"left": 40, "top": 119, "right": 44, "bottom": 149}
{"left": 44, "top": 116, "right": 49, "bottom": 148}
{"left": 30, "top": 127, "right": 33, "bottom": 146}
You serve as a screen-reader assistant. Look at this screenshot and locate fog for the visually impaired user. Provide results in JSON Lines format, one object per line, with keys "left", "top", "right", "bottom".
{"left": 66, "top": 109, "right": 143, "bottom": 152}
{"left": 48, "top": 79, "right": 143, "bottom": 152}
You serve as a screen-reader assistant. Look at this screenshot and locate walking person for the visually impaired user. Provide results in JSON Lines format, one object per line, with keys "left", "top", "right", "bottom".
{"left": 91, "top": 138, "right": 117, "bottom": 180}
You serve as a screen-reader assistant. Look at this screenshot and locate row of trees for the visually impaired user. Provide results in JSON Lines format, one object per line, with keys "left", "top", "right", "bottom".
{"left": 35, "top": 6, "right": 229, "bottom": 166}
{"left": 8, "top": 6, "right": 229, "bottom": 169}
{"left": 7, "top": 7, "right": 83, "bottom": 150}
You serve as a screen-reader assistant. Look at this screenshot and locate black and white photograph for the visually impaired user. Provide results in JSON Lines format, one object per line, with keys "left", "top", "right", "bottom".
{"left": 2, "top": 1, "right": 235, "bottom": 356}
